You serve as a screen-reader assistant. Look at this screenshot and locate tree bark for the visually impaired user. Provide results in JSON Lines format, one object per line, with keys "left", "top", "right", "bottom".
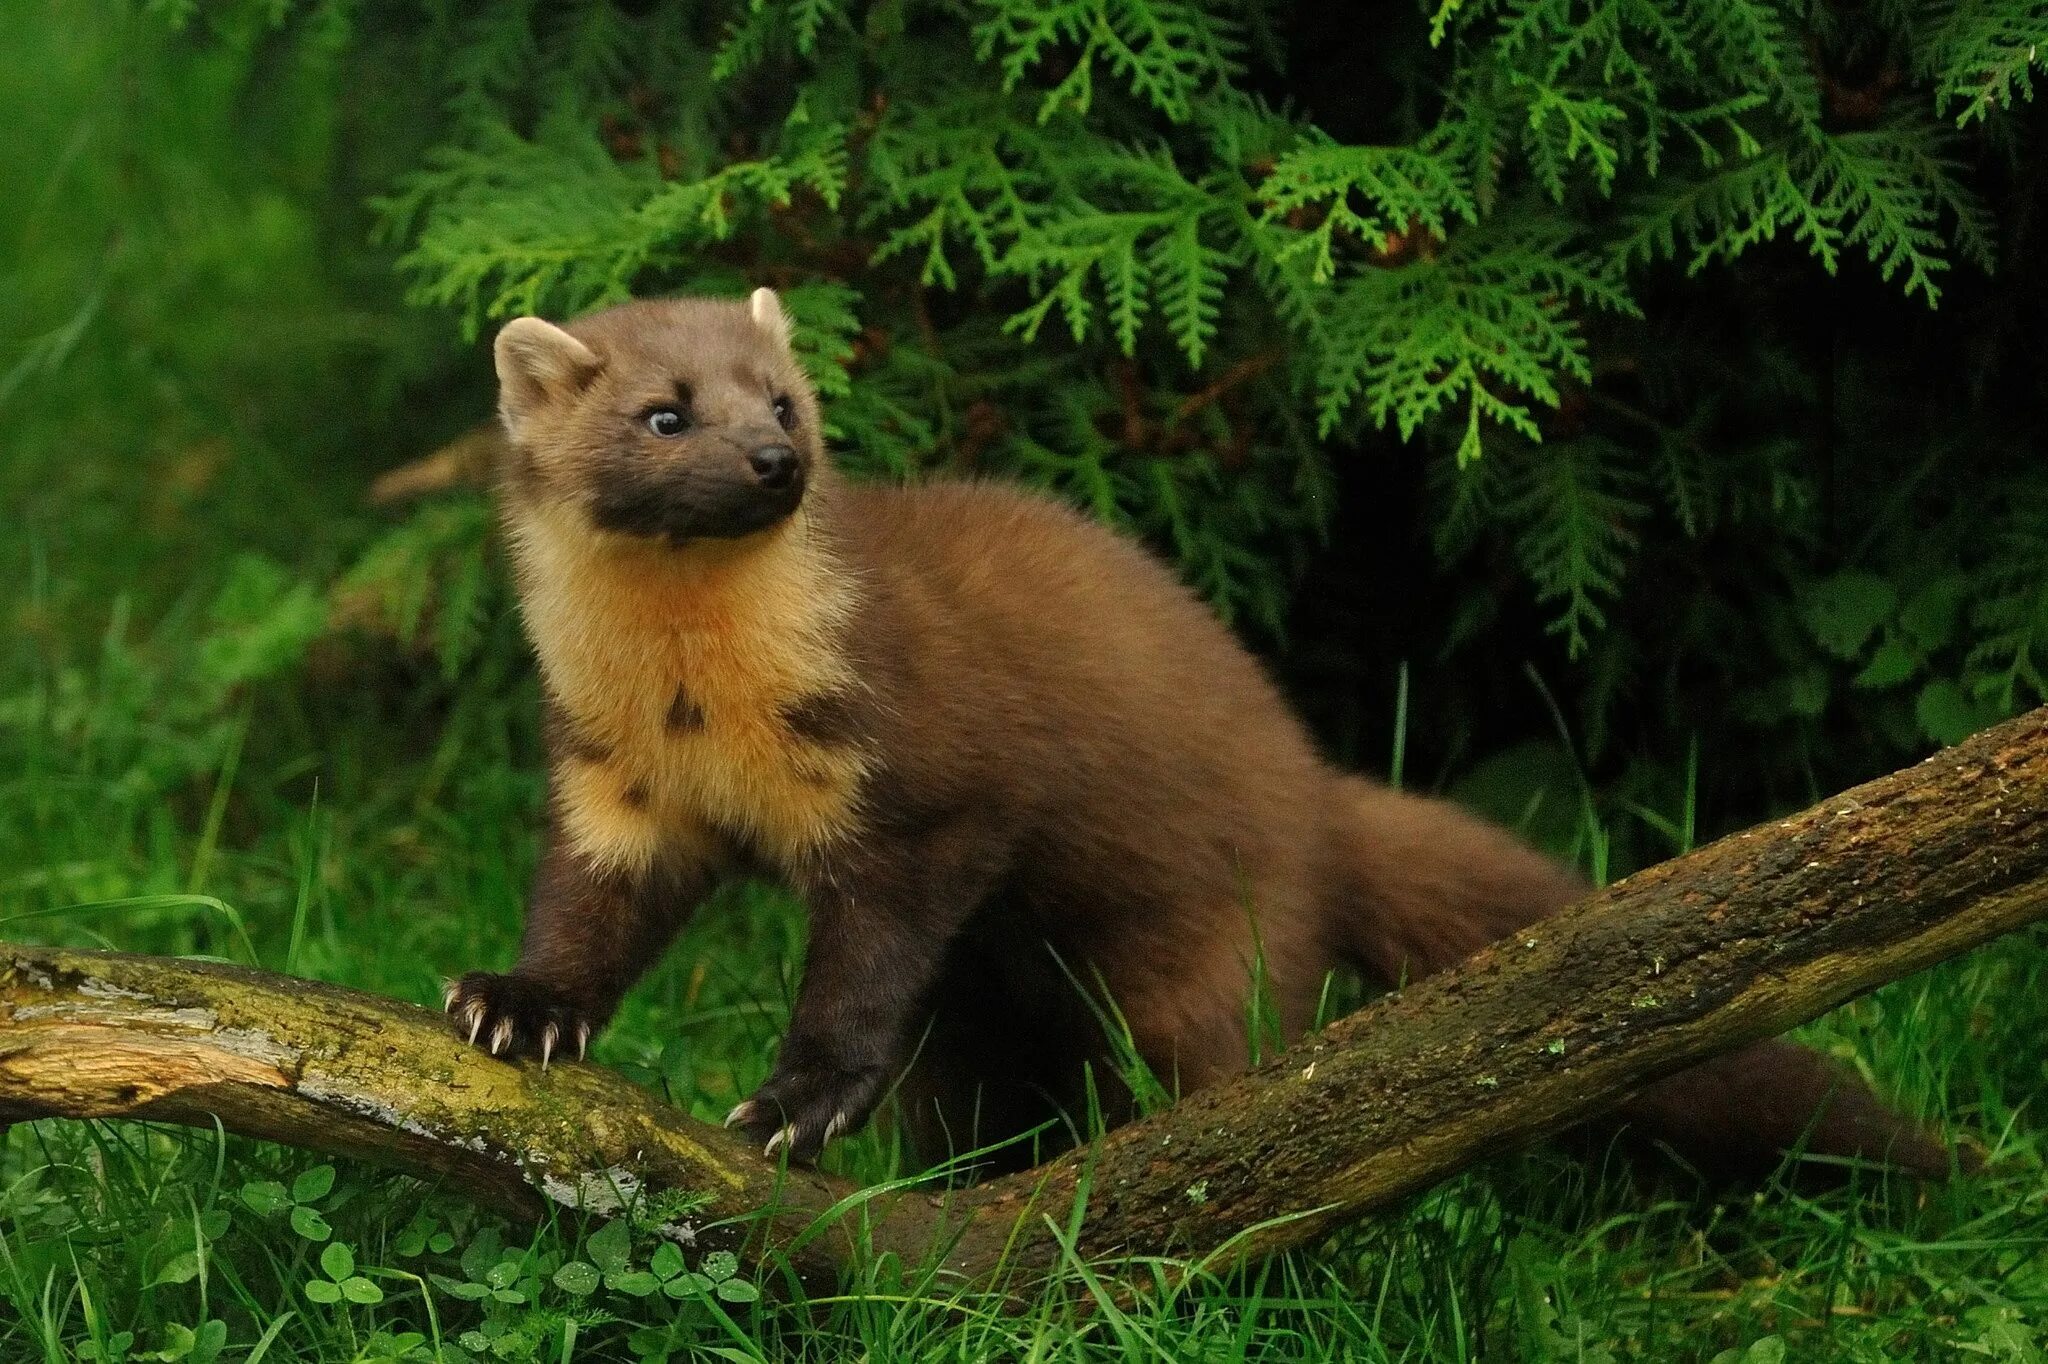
{"left": 4, "top": 708, "right": 2046, "bottom": 1289}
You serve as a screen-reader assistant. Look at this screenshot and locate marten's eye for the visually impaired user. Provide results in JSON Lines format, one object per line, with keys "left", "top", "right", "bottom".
{"left": 646, "top": 408, "right": 688, "bottom": 438}
{"left": 772, "top": 395, "right": 797, "bottom": 432}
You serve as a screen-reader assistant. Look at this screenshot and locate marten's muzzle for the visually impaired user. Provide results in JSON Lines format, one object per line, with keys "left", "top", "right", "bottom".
{"left": 585, "top": 437, "right": 807, "bottom": 543}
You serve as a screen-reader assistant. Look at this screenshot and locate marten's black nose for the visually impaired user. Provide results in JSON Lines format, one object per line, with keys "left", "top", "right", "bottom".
{"left": 748, "top": 444, "right": 799, "bottom": 489}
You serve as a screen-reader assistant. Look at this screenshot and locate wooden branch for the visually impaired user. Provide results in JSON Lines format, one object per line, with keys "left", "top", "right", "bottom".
{"left": 366, "top": 425, "right": 502, "bottom": 505}
{"left": 5, "top": 709, "right": 2047, "bottom": 1291}
{"left": 0, "top": 950, "right": 894, "bottom": 1288}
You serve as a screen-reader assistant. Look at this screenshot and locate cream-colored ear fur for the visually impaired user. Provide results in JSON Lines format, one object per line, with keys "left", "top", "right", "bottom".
{"left": 495, "top": 317, "right": 601, "bottom": 422}
{"left": 748, "top": 287, "right": 791, "bottom": 351}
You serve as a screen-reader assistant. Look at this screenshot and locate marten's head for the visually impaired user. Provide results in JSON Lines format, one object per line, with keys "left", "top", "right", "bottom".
{"left": 492, "top": 290, "right": 824, "bottom": 544}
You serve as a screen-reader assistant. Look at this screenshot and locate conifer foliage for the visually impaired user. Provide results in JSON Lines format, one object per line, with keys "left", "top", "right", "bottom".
{"left": 176, "top": 0, "right": 2048, "bottom": 809}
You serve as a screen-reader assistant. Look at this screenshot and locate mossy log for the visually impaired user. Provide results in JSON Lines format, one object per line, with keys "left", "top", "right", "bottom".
{"left": 4, "top": 708, "right": 2047, "bottom": 1289}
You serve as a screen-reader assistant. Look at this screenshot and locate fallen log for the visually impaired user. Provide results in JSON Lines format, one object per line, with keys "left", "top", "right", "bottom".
{"left": 3, "top": 707, "right": 2046, "bottom": 1288}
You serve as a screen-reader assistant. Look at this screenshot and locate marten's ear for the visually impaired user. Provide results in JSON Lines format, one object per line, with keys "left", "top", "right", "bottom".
{"left": 748, "top": 287, "right": 791, "bottom": 352}
{"left": 494, "top": 317, "right": 601, "bottom": 422}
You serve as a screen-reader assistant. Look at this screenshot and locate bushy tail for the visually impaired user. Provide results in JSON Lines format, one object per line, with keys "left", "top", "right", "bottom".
{"left": 1328, "top": 776, "right": 1955, "bottom": 1179}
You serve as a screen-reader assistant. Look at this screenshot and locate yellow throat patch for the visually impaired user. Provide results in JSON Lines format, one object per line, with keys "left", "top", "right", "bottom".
{"left": 506, "top": 504, "right": 870, "bottom": 877}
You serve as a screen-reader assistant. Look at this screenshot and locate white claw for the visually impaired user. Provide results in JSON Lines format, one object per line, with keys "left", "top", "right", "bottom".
{"left": 466, "top": 1005, "right": 484, "bottom": 1047}
{"left": 539, "top": 1022, "right": 559, "bottom": 1070}
{"left": 823, "top": 1111, "right": 851, "bottom": 1144}
{"left": 489, "top": 1017, "right": 514, "bottom": 1056}
{"left": 575, "top": 1020, "right": 590, "bottom": 1061}
{"left": 764, "top": 1126, "right": 792, "bottom": 1159}
{"left": 724, "top": 1101, "right": 757, "bottom": 1130}
{"left": 441, "top": 979, "right": 460, "bottom": 1011}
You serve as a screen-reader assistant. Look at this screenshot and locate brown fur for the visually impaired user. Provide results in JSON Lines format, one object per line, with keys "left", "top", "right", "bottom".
{"left": 447, "top": 292, "right": 1953, "bottom": 1179}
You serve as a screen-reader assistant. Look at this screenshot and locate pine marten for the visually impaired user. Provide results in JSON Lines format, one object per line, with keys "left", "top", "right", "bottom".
{"left": 446, "top": 288, "right": 1951, "bottom": 1177}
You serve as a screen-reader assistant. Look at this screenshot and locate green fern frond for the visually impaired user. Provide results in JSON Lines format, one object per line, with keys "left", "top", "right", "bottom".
{"left": 714, "top": 0, "right": 850, "bottom": 77}
{"left": 1503, "top": 435, "right": 1647, "bottom": 655}
{"left": 779, "top": 281, "right": 864, "bottom": 400}
{"left": 1493, "top": 0, "right": 1691, "bottom": 92}
{"left": 1919, "top": 0, "right": 2048, "bottom": 123}
{"left": 865, "top": 90, "right": 1058, "bottom": 285}
{"left": 973, "top": 0, "right": 1244, "bottom": 123}
{"left": 378, "top": 120, "right": 657, "bottom": 332}
{"left": 1000, "top": 203, "right": 1158, "bottom": 351}
{"left": 1681, "top": 0, "right": 1824, "bottom": 132}
{"left": 380, "top": 114, "right": 847, "bottom": 334}
{"left": 1612, "top": 142, "right": 1836, "bottom": 276}
{"left": 711, "top": 0, "right": 780, "bottom": 80}
{"left": 972, "top": 0, "right": 1093, "bottom": 95}
{"left": 1257, "top": 141, "right": 1479, "bottom": 285}
{"left": 1096, "top": 0, "right": 1245, "bottom": 122}
{"left": 1806, "top": 124, "right": 1958, "bottom": 304}
{"left": 1517, "top": 76, "right": 1629, "bottom": 197}
{"left": 1147, "top": 196, "right": 1230, "bottom": 366}
{"left": 1880, "top": 117, "right": 1999, "bottom": 271}
{"left": 1310, "top": 223, "right": 1637, "bottom": 444}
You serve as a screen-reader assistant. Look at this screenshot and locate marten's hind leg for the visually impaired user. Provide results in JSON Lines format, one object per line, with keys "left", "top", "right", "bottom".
{"left": 891, "top": 1032, "right": 1078, "bottom": 1178}
{"left": 892, "top": 931, "right": 1116, "bottom": 1177}
{"left": 894, "top": 910, "right": 1319, "bottom": 1176}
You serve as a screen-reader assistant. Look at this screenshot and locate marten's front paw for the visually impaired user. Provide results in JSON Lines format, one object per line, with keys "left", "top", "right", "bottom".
{"left": 444, "top": 972, "right": 592, "bottom": 1068}
{"left": 724, "top": 1064, "right": 885, "bottom": 1162}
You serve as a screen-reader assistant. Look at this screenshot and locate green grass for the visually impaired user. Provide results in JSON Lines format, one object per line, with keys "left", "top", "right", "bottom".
{"left": 6, "top": 11, "right": 2048, "bottom": 1361}
{"left": 6, "top": 739, "right": 2048, "bottom": 1364}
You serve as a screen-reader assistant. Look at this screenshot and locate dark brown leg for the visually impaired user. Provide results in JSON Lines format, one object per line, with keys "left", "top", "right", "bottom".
{"left": 727, "top": 818, "right": 1006, "bottom": 1160}
{"left": 446, "top": 823, "right": 709, "bottom": 1066}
